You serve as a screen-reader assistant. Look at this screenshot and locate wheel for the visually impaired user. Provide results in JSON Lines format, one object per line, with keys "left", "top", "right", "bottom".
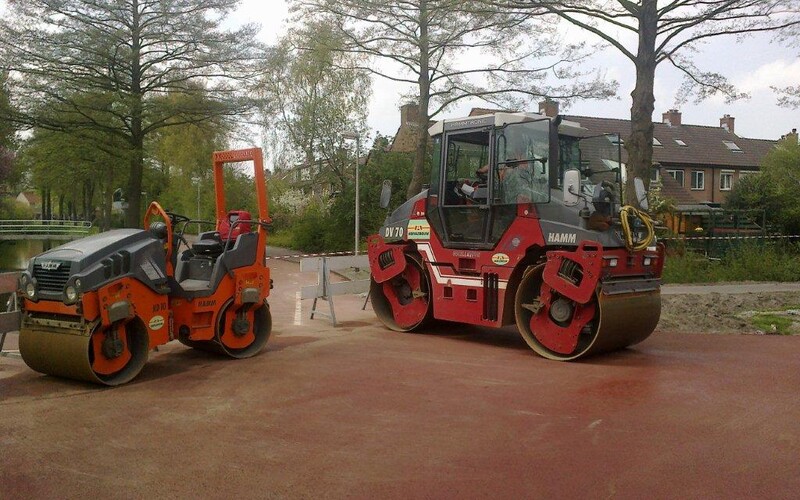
{"left": 514, "top": 264, "right": 599, "bottom": 361}
{"left": 216, "top": 299, "right": 272, "bottom": 358}
{"left": 87, "top": 321, "right": 150, "bottom": 385}
{"left": 370, "top": 253, "right": 432, "bottom": 332}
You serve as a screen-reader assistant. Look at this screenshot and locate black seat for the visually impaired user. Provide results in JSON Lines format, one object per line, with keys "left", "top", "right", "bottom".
{"left": 192, "top": 233, "right": 223, "bottom": 257}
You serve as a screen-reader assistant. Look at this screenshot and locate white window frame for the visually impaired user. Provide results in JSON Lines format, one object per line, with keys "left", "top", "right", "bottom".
{"left": 666, "top": 169, "right": 685, "bottom": 187}
{"left": 650, "top": 168, "right": 660, "bottom": 183}
{"left": 691, "top": 170, "right": 705, "bottom": 190}
{"left": 719, "top": 170, "right": 734, "bottom": 191}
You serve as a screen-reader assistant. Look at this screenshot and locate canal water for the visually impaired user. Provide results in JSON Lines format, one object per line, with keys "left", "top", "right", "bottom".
{"left": 0, "top": 240, "right": 53, "bottom": 272}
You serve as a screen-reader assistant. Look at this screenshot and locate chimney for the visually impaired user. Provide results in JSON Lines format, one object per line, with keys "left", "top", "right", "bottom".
{"left": 662, "top": 109, "right": 682, "bottom": 127}
{"left": 720, "top": 114, "right": 735, "bottom": 134}
{"left": 539, "top": 100, "right": 560, "bottom": 118}
{"left": 400, "top": 102, "right": 419, "bottom": 126}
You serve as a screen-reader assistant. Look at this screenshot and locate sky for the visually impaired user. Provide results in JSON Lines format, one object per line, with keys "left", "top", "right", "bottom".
{"left": 3, "top": 0, "right": 799, "bottom": 146}
{"left": 234, "top": 0, "right": 800, "bottom": 142}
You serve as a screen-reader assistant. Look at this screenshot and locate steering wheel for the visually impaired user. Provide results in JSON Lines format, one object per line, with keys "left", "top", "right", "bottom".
{"left": 165, "top": 211, "right": 192, "bottom": 249}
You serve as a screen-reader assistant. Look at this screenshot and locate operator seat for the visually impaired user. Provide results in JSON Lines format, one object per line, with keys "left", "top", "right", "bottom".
{"left": 192, "top": 233, "right": 224, "bottom": 257}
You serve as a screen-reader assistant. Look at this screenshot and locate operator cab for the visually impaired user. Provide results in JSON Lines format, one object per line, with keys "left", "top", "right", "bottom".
{"left": 426, "top": 112, "right": 623, "bottom": 249}
{"left": 174, "top": 210, "right": 258, "bottom": 296}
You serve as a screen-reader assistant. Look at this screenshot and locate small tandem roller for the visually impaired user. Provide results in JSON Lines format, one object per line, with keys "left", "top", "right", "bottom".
{"left": 17, "top": 148, "right": 273, "bottom": 385}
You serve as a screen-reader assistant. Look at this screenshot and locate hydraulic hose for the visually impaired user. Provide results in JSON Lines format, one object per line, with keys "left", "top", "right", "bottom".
{"left": 620, "top": 205, "right": 655, "bottom": 252}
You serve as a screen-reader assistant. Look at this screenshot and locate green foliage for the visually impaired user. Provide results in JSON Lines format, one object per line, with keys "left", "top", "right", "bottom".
{"left": 750, "top": 313, "right": 794, "bottom": 335}
{"left": 269, "top": 147, "right": 415, "bottom": 252}
{"left": 725, "top": 140, "right": 800, "bottom": 235}
{"left": 663, "top": 243, "right": 800, "bottom": 284}
{"left": 0, "top": 197, "right": 33, "bottom": 220}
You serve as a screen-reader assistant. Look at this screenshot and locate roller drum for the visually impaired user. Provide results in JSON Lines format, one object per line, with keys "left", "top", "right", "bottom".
{"left": 582, "top": 289, "right": 661, "bottom": 357}
{"left": 19, "top": 318, "right": 149, "bottom": 386}
{"left": 19, "top": 326, "right": 98, "bottom": 384}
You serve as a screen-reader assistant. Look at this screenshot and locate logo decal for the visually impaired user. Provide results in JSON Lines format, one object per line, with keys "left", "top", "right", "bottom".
{"left": 39, "top": 261, "right": 61, "bottom": 271}
{"left": 407, "top": 220, "right": 431, "bottom": 240}
{"left": 383, "top": 225, "right": 405, "bottom": 239}
{"left": 491, "top": 253, "right": 510, "bottom": 266}
{"left": 547, "top": 232, "right": 577, "bottom": 244}
{"left": 148, "top": 315, "right": 165, "bottom": 331}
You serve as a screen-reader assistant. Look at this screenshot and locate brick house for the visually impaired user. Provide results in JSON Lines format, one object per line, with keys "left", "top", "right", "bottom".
{"left": 562, "top": 109, "right": 775, "bottom": 205}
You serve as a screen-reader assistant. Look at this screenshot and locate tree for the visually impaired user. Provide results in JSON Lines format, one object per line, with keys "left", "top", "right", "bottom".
{"left": 725, "top": 138, "right": 800, "bottom": 234}
{"left": 0, "top": 72, "right": 15, "bottom": 186}
{"left": 0, "top": 0, "right": 262, "bottom": 227}
{"left": 258, "top": 21, "right": 372, "bottom": 191}
{"left": 292, "top": 0, "right": 617, "bottom": 198}
{"left": 505, "top": 0, "right": 800, "bottom": 207}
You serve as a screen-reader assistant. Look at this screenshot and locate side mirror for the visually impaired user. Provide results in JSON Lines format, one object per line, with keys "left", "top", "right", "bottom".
{"left": 379, "top": 180, "right": 392, "bottom": 209}
{"left": 634, "top": 177, "right": 649, "bottom": 210}
{"left": 563, "top": 170, "right": 580, "bottom": 207}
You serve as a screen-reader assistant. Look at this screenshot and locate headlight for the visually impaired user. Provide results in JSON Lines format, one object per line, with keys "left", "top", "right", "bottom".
{"left": 25, "top": 282, "right": 36, "bottom": 298}
{"left": 643, "top": 257, "right": 652, "bottom": 266}
{"left": 65, "top": 285, "right": 77, "bottom": 302}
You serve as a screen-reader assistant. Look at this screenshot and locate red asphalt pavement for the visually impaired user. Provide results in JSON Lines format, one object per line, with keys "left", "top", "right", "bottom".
{"left": 1, "top": 257, "right": 799, "bottom": 498}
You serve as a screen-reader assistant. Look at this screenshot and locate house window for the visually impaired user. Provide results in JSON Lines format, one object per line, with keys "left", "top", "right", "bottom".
{"left": 607, "top": 133, "right": 624, "bottom": 146}
{"left": 652, "top": 137, "right": 663, "bottom": 147}
{"left": 650, "top": 168, "right": 660, "bottom": 183}
{"left": 739, "top": 170, "right": 758, "bottom": 178}
{"left": 666, "top": 169, "right": 685, "bottom": 187}
{"left": 674, "top": 139, "right": 687, "bottom": 147}
{"left": 691, "top": 171, "right": 705, "bottom": 190}
{"left": 723, "top": 140, "right": 743, "bottom": 152}
{"left": 720, "top": 170, "right": 734, "bottom": 191}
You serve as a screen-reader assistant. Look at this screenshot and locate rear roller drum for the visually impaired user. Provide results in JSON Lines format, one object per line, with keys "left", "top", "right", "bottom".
{"left": 515, "top": 265, "right": 661, "bottom": 360}
{"left": 515, "top": 264, "right": 599, "bottom": 361}
{"left": 180, "top": 300, "right": 271, "bottom": 358}
{"left": 20, "top": 320, "right": 149, "bottom": 386}
{"left": 370, "top": 253, "right": 432, "bottom": 332}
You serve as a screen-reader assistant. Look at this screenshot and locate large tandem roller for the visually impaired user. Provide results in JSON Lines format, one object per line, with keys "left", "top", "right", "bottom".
{"left": 17, "top": 148, "right": 273, "bottom": 385}
{"left": 368, "top": 111, "right": 664, "bottom": 361}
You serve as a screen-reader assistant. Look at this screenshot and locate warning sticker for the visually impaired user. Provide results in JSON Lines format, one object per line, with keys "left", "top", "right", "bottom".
{"left": 407, "top": 220, "right": 431, "bottom": 240}
{"left": 491, "top": 253, "right": 510, "bottom": 266}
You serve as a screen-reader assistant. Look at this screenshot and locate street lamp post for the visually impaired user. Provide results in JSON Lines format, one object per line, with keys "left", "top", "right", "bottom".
{"left": 191, "top": 175, "right": 201, "bottom": 233}
{"left": 342, "top": 132, "right": 361, "bottom": 255}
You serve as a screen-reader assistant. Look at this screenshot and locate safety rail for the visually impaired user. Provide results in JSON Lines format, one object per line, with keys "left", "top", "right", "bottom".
{"left": 0, "top": 219, "right": 92, "bottom": 233}
{"left": 0, "top": 271, "right": 21, "bottom": 358}
{"left": 0, "top": 220, "right": 92, "bottom": 240}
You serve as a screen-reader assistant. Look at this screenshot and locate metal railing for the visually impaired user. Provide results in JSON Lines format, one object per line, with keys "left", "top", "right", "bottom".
{"left": 0, "top": 219, "right": 92, "bottom": 237}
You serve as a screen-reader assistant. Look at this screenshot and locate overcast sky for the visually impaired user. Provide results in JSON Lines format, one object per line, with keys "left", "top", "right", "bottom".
{"left": 227, "top": 0, "right": 800, "bottom": 142}
{"left": 4, "top": 0, "right": 799, "bottom": 145}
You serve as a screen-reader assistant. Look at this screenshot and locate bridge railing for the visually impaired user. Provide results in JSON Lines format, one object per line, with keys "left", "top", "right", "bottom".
{"left": 0, "top": 220, "right": 92, "bottom": 235}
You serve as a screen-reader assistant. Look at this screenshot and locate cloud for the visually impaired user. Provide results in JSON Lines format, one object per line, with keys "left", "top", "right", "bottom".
{"left": 739, "top": 59, "right": 800, "bottom": 93}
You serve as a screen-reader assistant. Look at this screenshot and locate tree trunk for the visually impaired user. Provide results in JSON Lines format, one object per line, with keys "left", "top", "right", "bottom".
{"left": 124, "top": 0, "right": 144, "bottom": 228}
{"left": 407, "top": 0, "right": 430, "bottom": 199}
{"left": 625, "top": 0, "right": 658, "bottom": 209}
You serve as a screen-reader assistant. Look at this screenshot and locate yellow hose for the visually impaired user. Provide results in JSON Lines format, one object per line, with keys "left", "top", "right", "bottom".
{"left": 620, "top": 205, "right": 655, "bottom": 252}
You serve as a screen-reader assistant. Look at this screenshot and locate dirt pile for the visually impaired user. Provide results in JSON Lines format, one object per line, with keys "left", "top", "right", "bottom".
{"left": 657, "top": 291, "right": 800, "bottom": 335}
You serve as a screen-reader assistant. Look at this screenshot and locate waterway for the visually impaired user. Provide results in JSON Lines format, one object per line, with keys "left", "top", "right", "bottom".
{"left": 0, "top": 240, "right": 53, "bottom": 272}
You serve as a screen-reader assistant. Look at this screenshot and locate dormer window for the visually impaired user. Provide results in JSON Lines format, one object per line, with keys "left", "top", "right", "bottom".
{"left": 674, "top": 139, "right": 687, "bottom": 147}
{"left": 723, "top": 140, "right": 743, "bottom": 153}
{"left": 652, "top": 137, "right": 663, "bottom": 147}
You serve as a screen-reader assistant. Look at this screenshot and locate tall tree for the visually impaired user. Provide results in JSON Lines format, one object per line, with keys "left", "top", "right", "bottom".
{"left": 292, "top": 0, "right": 616, "bottom": 198}
{"left": 0, "top": 71, "right": 15, "bottom": 186}
{"left": 0, "top": 0, "right": 262, "bottom": 227}
{"left": 258, "top": 21, "right": 372, "bottom": 190}
{"left": 505, "top": 0, "right": 800, "bottom": 207}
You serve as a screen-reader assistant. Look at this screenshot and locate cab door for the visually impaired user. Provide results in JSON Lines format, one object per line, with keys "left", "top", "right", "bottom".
{"left": 427, "top": 127, "right": 494, "bottom": 249}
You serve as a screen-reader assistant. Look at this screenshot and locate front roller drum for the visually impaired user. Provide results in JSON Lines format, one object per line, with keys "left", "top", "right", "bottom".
{"left": 19, "top": 320, "right": 149, "bottom": 386}
{"left": 515, "top": 265, "right": 661, "bottom": 361}
{"left": 370, "top": 253, "right": 432, "bottom": 332}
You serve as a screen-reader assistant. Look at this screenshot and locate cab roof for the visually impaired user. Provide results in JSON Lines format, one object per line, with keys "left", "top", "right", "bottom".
{"left": 428, "top": 111, "right": 589, "bottom": 138}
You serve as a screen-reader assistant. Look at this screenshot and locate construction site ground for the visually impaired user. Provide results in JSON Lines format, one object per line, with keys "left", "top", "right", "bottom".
{"left": 1, "top": 255, "right": 799, "bottom": 498}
